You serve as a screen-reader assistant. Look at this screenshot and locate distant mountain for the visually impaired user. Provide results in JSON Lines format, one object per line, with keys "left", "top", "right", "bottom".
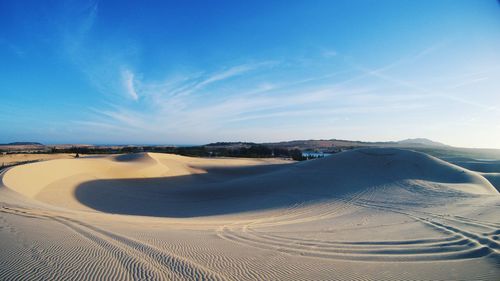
{"left": 0, "top": 142, "right": 44, "bottom": 146}
{"left": 397, "top": 138, "right": 447, "bottom": 147}
{"left": 261, "top": 138, "right": 449, "bottom": 151}
{"left": 206, "top": 142, "right": 256, "bottom": 147}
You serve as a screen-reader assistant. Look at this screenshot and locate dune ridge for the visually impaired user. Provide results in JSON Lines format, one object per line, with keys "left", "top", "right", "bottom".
{"left": 0, "top": 148, "right": 499, "bottom": 280}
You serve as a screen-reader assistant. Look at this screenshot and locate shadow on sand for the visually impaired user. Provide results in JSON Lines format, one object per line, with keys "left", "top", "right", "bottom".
{"left": 74, "top": 148, "right": 491, "bottom": 218}
{"left": 74, "top": 163, "right": 315, "bottom": 218}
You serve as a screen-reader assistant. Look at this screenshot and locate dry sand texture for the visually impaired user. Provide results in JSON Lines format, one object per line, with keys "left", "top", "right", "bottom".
{"left": 0, "top": 153, "right": 78, "bottom": 168}
{"left": 0, "top": 148, "right": 499, "bottom": 280}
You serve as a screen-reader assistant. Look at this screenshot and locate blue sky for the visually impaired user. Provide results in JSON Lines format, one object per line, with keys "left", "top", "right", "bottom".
{"left": 1, "top": 0, "right": 500, "bottom": 148}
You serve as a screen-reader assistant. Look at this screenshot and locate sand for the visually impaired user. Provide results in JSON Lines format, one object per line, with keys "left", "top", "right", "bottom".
{"left": 0, "top": 153, "right": 77, "bottom": 168}
{"left": 441, "top": 157, "right": 500, "bottom": 192}
{"left": 0, "top": 148, "right": 499, "bottom": 280}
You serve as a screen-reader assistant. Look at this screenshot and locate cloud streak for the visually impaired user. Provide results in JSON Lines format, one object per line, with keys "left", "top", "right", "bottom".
{"left": 79, "top": 58, "right": 429, "bottom": 142}
{"left": 70, "top": 39, "right": 499, "bottom": 146}
{"left": 122, "top": 69, "right": 139, "bottom": 100}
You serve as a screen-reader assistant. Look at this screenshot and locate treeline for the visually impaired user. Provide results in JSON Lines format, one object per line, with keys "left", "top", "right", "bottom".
{"left": 49, "top": 147, "right": 122, "bottom": 154}
{"left": 208, "top": 146, "right": 305, "bottom": 160}
{"left": 153, "top": 145, "right": 307, "bottom": 161}
{"left": 48, "top": 145, "right": 308, "bottom": 161}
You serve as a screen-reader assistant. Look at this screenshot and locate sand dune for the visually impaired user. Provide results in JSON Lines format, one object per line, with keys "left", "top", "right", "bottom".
{"left": 441, "top": 157, "right": 500, "bottom": 192}
{"left": 482, "top": 173, "right": 500, "bottom": 192}
{"left": 0, "top": 148, "right": 499, "bottom": 280}
{"left": 446, "top": 157, "right": 500, "bottom": 173}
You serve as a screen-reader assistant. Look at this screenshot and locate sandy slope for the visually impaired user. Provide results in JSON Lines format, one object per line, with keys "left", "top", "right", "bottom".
{"left": 0, "top": 148, "right": 499, "bottom": 280}
{"left": 440, "top": 156, "right": 500, "bottom": 192}
{"left": 482, "top": 173, "right": 500, "bottom": 192}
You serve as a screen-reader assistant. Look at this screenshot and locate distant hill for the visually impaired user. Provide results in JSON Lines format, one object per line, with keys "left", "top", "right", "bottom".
{"left": 0, "top": 142, "right": 44, "bottom": 146}
{"left": 262, "top": 138, "right": 448, "bottom": 151}
{"left": 397, "top": 138, "right": 447, "bottom": 147}
{"left": 264, "top": 139, "right": 373, "bottom": 150}
{"left": 263, "top": 139, "right": 385, "bottom": 150}
{"left": 205, "top": 142, "right": 257, "bottom": 149}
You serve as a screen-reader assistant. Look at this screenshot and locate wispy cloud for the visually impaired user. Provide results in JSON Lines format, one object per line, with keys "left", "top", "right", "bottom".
{"left": 63, "top": 0, "right": 99, "bottom": 57}
{"left": 59, "top": 0, "right": 143, "bottom": 103}
{"left": 78, "top": 58, "right": 424, "bottom": 141}
{"left": 121, "top": 69, "right": 139, "bottom": 100}
{"left": 355, "top": 63, "right": 498, "bottom": 112}
{"left": 322, "top": 49, "right": 337, "bottom": 58}
{"left": 198, "top": 64, "right": 256, "bottom": 87}
{"left": 162, "top": 61, "right": 278, "bottom": 99}
{"left": 447, "top": 77, "right": 489, "bottom": 89}
{"left": 68, "top": 36, "right": 499, "bottom": 145}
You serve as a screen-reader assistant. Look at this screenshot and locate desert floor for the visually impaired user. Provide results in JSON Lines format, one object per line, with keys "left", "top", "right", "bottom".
{"left": 0, "top": 148, "right": 499, "bottom": 280}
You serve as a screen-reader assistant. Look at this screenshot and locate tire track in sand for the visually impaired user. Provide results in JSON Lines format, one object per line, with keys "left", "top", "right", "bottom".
{"left": 217, "top": 188, "right": 497, "bottom": 262}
